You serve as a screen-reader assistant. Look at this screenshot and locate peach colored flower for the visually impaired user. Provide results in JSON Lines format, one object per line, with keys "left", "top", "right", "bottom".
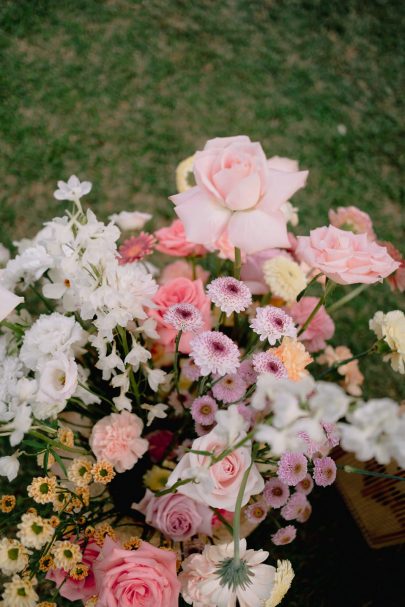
{"left": 170, "top": 136, "right": 308, "bottom": 254}
{"left": 318, "top": 345, "right": 364, "bottom": 396}
{"left": 89, "top": 410, "right": 148, "bottom": 473}
{"left": 155, "top": 219, "right": 206, "bottom": 257}
{"left": 288, "top": 297, "right": 335, "bottom": 352}
{"left": 296, "top": 226, "right": 399, "bottom": 285}
{"left": 148, "top": 277, "right": 211, "bottom": 354}
{"left": 272, "top": 337, "right": 313, "bottom": 381}
{"left": 159, "top": 260, "right": 209, "bottom": 285}
{"left": 328, "top": 206, "right": 376, "bottom": 240}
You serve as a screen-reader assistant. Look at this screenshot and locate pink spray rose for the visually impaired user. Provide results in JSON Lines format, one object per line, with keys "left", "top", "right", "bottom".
{"left": 288, "top": 296, "right": 335, "bottom": 352}
{"left": 241, "top": 248, "right": 292, "bottom": 294}
{"left": 93, "top": 536, "right": 180, "bottom": 607}
{"left": 148, "top": 277, "right": 211, "bottom": 354}
{"left": 89, "top": 410, "right": 148, "bottom": 473}
{"left": 155, "top": 219, "right": 206, "bottom": 257}
{"left": 170, "top": 135, "right": 308, "bottom": 254}
{"left": 296, "top": 225, "right": 399, "bottom": 285}
{"left": 133, "top": 489, "right": 213, "bottom": 541}
{"left": 159, "top": 260, "right": 210, "bottom": 285}
{"left": 46, "top": 541, "right": 100, "bottom": 602}
{"left": 328, "top": 205, "right": 376, "bottom": 240}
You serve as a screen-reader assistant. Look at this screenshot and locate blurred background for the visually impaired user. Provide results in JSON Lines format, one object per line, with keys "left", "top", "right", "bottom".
{"left": 1, "top": 1, "right": 404, "bottom": 605}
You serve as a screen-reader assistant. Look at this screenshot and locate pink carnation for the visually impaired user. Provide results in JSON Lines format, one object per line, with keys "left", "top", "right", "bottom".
{"left": 93, "top": 536, "right": 180, "bottom": 607}
{"left": 296, "top": 225, "right": 399, "bottom": 285}
{"left": 159, "top": 260, "right": 210, "bottom": 285}
{"left": 288, "top": 296, "right": 335, "bottom": 352}
{"left": 328, "top": 206, "right": 376, "bottom": 240}
{"left": 155, "top": 219, "right": 206, "bottom": 257}
{"left": 89, "top": 410, "right": 148, "bottom": 473}
{"left": 170, "top": 135, "right": 308, "bottom": 254}
{"left": 46, "top": 541, "right": 100, "bottom": 602}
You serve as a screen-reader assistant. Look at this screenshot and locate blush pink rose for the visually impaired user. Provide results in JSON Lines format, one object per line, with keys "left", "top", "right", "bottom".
{"left": 155, "top": 219, "right": 207, "bottom": 257}
{"left": 296, "top": 225, "right": 399, "bottom": 285}
{"left": 241, "top": 248, "right": 292, "bottom": 294}
{"left": 89, "top": 410, "right": 148, "bottom": 473}
{"left": 288, "top": 296, "right": 335, "bottom": 352}
{"left": 148, "top": 277, "right": 211, "bottom": 354}
{"left": 159, "top": 260, "right": 210, "bottom": 285}
{"left": 133, "top": 490, "right": 213, "bottom": 541}
{"left": 328, "top": 206, "right": 376, "bottom": 240}
{"left": 46, "top": 540, "right": 100, "bottom": 602}
{"left": 93, "top": 536, "right": 180, "bottom": 607}
{"left": 170, "top": 135, "right": 308, "bottom": 254}
{"left": 167, "top": 427, "right": 264, "bottom": 511}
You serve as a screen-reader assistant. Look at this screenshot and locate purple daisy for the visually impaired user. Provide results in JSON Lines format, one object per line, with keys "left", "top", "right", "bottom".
{"left": 252, "top": 351, "right": 288, "bottom": 378}
{"left": 163, "top": 303, "right": 204, "bottom": 333}
{"left": 263, "top": 477, "right": 290, "bottom": 508}
{"left": 250, "top": 306, "right": 297, "bottom": 344}
{"left": 271, "top": 525, "right": 297, "bottom": 546}
{"left": 207, "top": 276, "right": 252, "bottom": 316}
{"left": 278, "top": 452, "right": 308, "bottom": 486}
{"left": 313, "top": 456, "right": 337, "bottom": 487}
{"left": 212, "top": 374, "right": 247, "bottom": 404}
{"left": 191, "top": 396, "right": 218, "bottom": 426}
{"left": 281, "top": 492, "right": 311, "bottom": 522}
{"left": 190, "top": 331, "right": 240, "bottom": 376}
{"left": 244, "top": 499, "right": 268, "bottom": 524}
{"left": 295, "top": 473, "right": 314, "bottom": 495}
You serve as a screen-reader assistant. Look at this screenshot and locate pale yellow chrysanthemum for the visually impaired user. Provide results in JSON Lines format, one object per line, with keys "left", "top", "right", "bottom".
{"left": 0, "top": 538, "right": 30, "bottom": 576}
{"left": 27, "top": 476, "right": 57, "bottom": 504}
{"left": 143, "top": 465, "right": 171, "bottom": 492}
{"left": 73, "top": 486, "right": 90, "bottom": 508}
{"left": 176, "top": 155, "right": 195, "bottom": 192}
{"left": 2, "top": 574, "right": 39, "bottom": 607}
{"left": 91, "top": 461, "right": 115, "bottom": 485}
{"left": 263, "top": 256, "right": 307, "bottom": 303}
{"left": 68, "top": 459, "right": 93, "bottom": 487}
{"left": 57, "top": 426, "right": 75, "bottom": 448}
{"left": 17, "top": 513, "right": 54, "bottom": 550}
{"left": 52, "top": 540, "right": 82, "bottom": 571}
{"left": 52, "top": 491, "right": 69, "bottom": 513}
{"left": 123, "top": 536, "right": 142, "bottom": 550}
{"left": 369, "top": 310, "right": 405, "bottom": 374}
{"left": 39, "top": 554, "right": 55, "bottom": 572}
{"left": 264, "top": 560, "right": 295, "bottom": 607}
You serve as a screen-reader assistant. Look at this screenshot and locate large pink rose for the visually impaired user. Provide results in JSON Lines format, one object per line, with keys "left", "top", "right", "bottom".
{"left": 133, "top": 490, "right": 213, "bottom": 541}
{"left": 155, "top": 219, "right": 207, "bottom": 257}
{"left": 46, "top": 541, "right": 100, "bottom": 602}
{"left": 148, "top": 277, "right": 211, "bottom": 354}
{"left": 170, "top": 136, "right": 308, "bottom": 254}
{"left": 89, "top": 410, "right": 148, "bottom": 473}
{"left": 296, "top": 225, "right": 399, "bottom": 285}
{"left": 288, "top": 296, "right": 335, "bottom": 352}
{"left": 167, "top": 428, "right": 264, "bottom": 511}
{"left": 93, "top": 536, "right": 180, "bottom": 607}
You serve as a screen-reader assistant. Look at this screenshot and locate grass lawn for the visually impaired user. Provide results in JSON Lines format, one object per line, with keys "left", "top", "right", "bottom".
{"left": 0, "top": 0, "right": 404, "bottom": 604}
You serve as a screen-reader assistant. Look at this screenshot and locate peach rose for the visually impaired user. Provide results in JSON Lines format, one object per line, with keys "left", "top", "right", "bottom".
{"left": 148, "top": 277, "right": 211, "bottom": 354}
{"left": 89, "top": 410, "right": 148, "bottom": 473}
{"left": 159, "top": 260, "right": 209, "bottom": 285}
{"left": 296, "top": 225, "right": 399, "bottom": 285}
{"left": 93, "top": 536, "right": 180, "bottom": 607}
{"left": 155, "top": 219, "right": 206, "bottom": 257}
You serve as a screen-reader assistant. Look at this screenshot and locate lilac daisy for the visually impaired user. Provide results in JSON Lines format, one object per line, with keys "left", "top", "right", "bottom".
{"left": 313, "top": 456, "right": 337, "bottom": 487}
{"left": 252, "top": 351, "right": 288, "bottom": 378}
{"left": 263, "top": 478, "right": 290, "bottom": 508}
{"left": 281, "top": 492, "right": 311, "bottom": 522}
{"left": 191, "top": 396, "right": 218, "bottom": 426}
{"left": 239, "top": 359, "right": 257, "bottom": 386}
{"left": 271, "top": 525, "right": 297, "bottom": 546}
{"left": 190, "top": 331, "right": 240, "bottom": 376}
{"left": 207, "top": 276, "right": 252, "bottom": 316}
{"left": 212, "top": 374, "right": 247, "bottom": 404}
{"left": 244, "top": 499, "right": 268, "bottom": 524}
{"left": 181, "top": 358, "right": 202, "bottom": 382}
{"left": 250, "top": 306, "right": 297, "bottom": 344}
{"left": 295, "top": 473, "right": 314, "bottom": 496}
{"left": 163, "top": 303, "right": 204, "bottom": 333}
{"left": 278, "top": 452, "right": 308, "bottom": 486}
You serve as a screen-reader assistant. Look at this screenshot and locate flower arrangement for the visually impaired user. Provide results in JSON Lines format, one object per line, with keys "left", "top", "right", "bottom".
{"left": 0, "top": 135, "right": 404, "bottom": 607}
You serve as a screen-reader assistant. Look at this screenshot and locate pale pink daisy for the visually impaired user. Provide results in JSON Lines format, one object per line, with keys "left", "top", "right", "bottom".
{"left": 263, "top": 478, "right": 290, "bottom": 509}
{"left": 180, "top": 358, "right": 202, "bottom": 381}
{"left": 295, "top": 474, "right": 314, "bottom": 496}
{"left": 271, "top": 525, "right": 297, "bottom": 545}
{"left": 245, "top": 499, "right": 268, "bottom": 524}
{"left": 313, "top": 456, "right": 337, "bottom": 487}
{"left": 163, "top": 303, "right": 204, "bottom": 333}
{"left": 250, "top": 306, "right": 297, "bottom": 344}
{"left": 281, "top": 492, "right": 311, "bottom": 522}
{"left": 191, "top": 396, "right": 218, "bottom": 426}
{"left": 118, "top": 232, "right": 156, "bottom": 264}
{"left": 190, "top": 331, "right": 240, "bottom": 376}
{"left": 212, "top": 373, "right": 247, "bottom": 403}
{"left": 252, "top": 351, "right": 288, "bottom": 378}
{"left": 278, "top": 452, "right": 308, "bottom": 486}
{"left": 207, "top": 276, "right": 252, "bottom": 316}
{"left": 239, "top": 359, "right": 257, "bottom": 385}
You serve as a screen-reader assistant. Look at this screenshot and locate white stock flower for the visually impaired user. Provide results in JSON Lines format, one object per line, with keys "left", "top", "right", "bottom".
{"left": 53, "top": 174, "right": 92, "bottom": 201}
{"left": 214, "top": 404, "right": 248, "bottom": 445}
{"left": 0, "top": 454, "right": 20, "bottom": 481}
{"left": 308, "top": 381, "right": 350, "bottom": 423}
{"left": 9, "top": 404, "right": 32, "bottom": 446}
{"left": 141, "top": 403, "right": 168, "bottom": 426}
{"left": 109, "top": 211, "right": 152, "bottom": 231}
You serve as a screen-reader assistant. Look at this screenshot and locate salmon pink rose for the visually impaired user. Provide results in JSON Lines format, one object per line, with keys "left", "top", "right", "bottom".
{"left": 93, "top": 536, "right": 180, "bottom": 607}
{"left": 170, "top": 135, "right": 308, "bottom": 254}
{"left": 46, "top": 541, "right": 100, "bottom": 602}
{"left": 296, "top": 225, "right": 399, "bottom": 285}
{"left": 155, "top": 219, "right": 206, "bottom": 257}
{"left": 148, "top": 277, "right": 211, "bottom": 354}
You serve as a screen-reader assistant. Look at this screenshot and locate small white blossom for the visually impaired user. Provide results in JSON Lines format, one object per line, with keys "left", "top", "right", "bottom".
{"left": 0, "top": 453, "right": 20, "bottom": 481}
{"left": 141, "top": 403, "right": 168, "bottom": 426}
{"left": 109, "top": 211, "right": 152, "bottom": 231}
{"left": 53, "top": 174, "right": 92, "bottom": 201}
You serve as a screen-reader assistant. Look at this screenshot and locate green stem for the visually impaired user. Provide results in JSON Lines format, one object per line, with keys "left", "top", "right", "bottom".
{"left": 340, "top": 464, "right": 405, "bottom": 482}
{"left": 215, "top": 311, "right": 226, "bottom": 330}
{"left": 173, "top": 330, "right": 183, "bottom": 395}
{"left": 327, "top": 283, "right": 369, "bottom": 313}
{"left": 28, "top": 430, "right": 89, "bottom": 455}
{"left": 118, "top": 326, "right": 140, "bottom": 405}
{"left": 234, "top": 247, "right": 242, "bottom": 280}
{"left": 233, "top": 463, "right": 252, "bottom": 564}
{"left": 155, "top": 478, "right": 193, "bottom": 497}
{"left": 296, "top": 272, "right": 323, "bottom": 301}
{"left": 297, "top": 279, "right": 335, "bottom": 337}
{"left": 29, "top": 285, "right": 54, "bottom": 312}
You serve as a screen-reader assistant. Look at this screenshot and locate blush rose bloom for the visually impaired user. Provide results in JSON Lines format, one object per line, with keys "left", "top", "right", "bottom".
{"left": 167, "top": 428, "right": 264, "bottom": 511}
{"left": 296, "top": 225, "right": 399, "bottom": 285}
{"left": 93, "top": 536, "right": 180, "bottom": 607}
{"left": 155, "top": 219, "right": 207, "bottom": 257}
{"left": 148, "top": 277, "right": 211, "bottom": 354}
{"left": 170, "top": 136, "right": 308, "bottom": 254}
{"left": 288, "top": 296, "right": 335, "bottom": 352}
{"left": 133, "top": 489, "right": 213, "bottom": 541}
{"left": 159, "top": 260, "right": 210, "bottom": 285}
{"left": 89, "top": 410, "right": 148, "bottom": 473}
{"left": 46, "top": 541, "right": 100, "bottom": 602}
{"left": 328, "top": 205, "right": 376, "bottom": 240}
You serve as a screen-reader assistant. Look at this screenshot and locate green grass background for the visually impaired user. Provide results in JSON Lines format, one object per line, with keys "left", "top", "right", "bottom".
{"left": 0, "top": 1, "right": 404, "bottom": 604}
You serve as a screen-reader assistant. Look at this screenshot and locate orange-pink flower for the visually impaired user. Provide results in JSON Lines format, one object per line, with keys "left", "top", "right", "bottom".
{"left": 271, "top": 337, "right": 313, "bottom": 381}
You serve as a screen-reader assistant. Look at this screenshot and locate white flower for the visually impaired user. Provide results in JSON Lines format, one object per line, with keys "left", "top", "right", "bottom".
{"left": 369, "top": 310, "right": 405, "bottom": 374}
{"left": 281, "top": 201, "right": 299, "bottom": 226}
{"left": 308, "top": 381, "right": 350, "bottom": 423}
{"left": 1, "top": 245, "right": 53, "bottom": 290}
{"left": 214, "top": 404, "right": 248, "bottom": 445}
{"left": 37, "top": 354, "right": 78, "bottom": 405}
{"left": 262, "top": 256, "right": 307, "bottom": 303}
{"left": 95, "top": 340, "right": 125, "bottom": 381}
{"left": 143, "top": 367, "right": 167, "bottom": 391}
{"left": 0, "top": 454, "right": 20, "bottom": 481}
{"left": 124, "top": 342, "right": 151, "bottom": 371}
{"left": 2, "top": 574, "right": 38, "bottom": 607}
{"left": 0, "top": 539, "right": 30, "bottom": 576}
{"left": 109, "top": 211, "right": 152, "bottom": 231}
{"left": 9, "top": 404, "right": 32, "bottom": 446}
{"left": 0, "top": 243, "right": 10, "bottom": 266}
{"left": 141, "top": 403, "right": 168, "bottom": 426}
{"left": 264, "top": 560, "right": 295, "bottom": 607}
{"left": 137, "top": 318, "right": 160, "bottom": 340}
{"left": 53, "top": 174, "right": 92, "bottom": 201}
{"left": 17, "top": 513, "right": 54, "bottom": 549}
{"left": 251, "top": 374, "right": 315, "bottom": 412}
{"left": 0, "top": 286, "right": 24, "bottom": 322}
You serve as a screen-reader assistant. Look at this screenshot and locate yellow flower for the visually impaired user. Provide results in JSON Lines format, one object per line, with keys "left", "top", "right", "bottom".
{"left": 264, "top": 560, "right": 295, "bottom": 607}
{"left": 93, "top": 523, "right": 116, "bottom": 547}
{"left": 143, "top": 465, "right": 171, "bottom": 491}
{"left": 1, "top": 495, "right": 16, "bottom": 513}
{"left": 58, "top": 426, "right": 75, "bottom": 447}
{"left": 68, "top": 458, "right": 93, "bottom": 487}
{"left": 27, "top": 476, "right": 57, "bottom": 504}
{"left": 176, "top": 155, "right": 195, "bottom": 192}
{"left": 70, "top": 562, "right": 89, "bottom": 581}
{"left": 92, "top": 461, "right": 115, "bottom": 485}
{"left": 0, "top": 538, "right": 30, "bottom": 575}
{"left": 17, "top": 513, "right": 54, "bottom": 550}
{"left": 39, "top": 554, "right": 55, "bottom": 572}
{"left": 2, "top": 575, "right": 39, "bottom": 606}
{"left": 123, "top": 537, "right": 142, "bottom": 550}
{"left": 263, "top": 256, "right": 307, "bottom": 303}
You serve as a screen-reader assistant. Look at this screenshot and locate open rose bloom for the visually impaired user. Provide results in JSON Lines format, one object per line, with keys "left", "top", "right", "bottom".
{"left": 0, "top": 141, "right": 403, "bottom": 607}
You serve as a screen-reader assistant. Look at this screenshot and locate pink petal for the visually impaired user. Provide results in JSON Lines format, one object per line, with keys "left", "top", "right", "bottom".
{"left": 261, "top": 169, "right": 309, "bottom": 212}
{"left": 204, "top": 135, "right": 251, "bottom": 150}
{"left": 268, "top": 156, "right": 299, "bottom": 172}
{"left": 225, "top": 172, "right": 262, "bottom": 211}
{"left": 228, "top": 209, "right": 289, "bottom": 254}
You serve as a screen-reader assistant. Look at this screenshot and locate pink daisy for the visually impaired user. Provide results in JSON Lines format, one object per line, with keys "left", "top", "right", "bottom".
{"left": 190, "top": 331, "right": 240, "bottom": 376}
{"left": 252, "top": 351, "right": 288, "bottom": 378}
{"left": 295, "top": 473, "right": 314, "bottom": 496}
{"left": 278, "top": 452, "right": 308, "bottom": 486}
{"left": 271, "top": 525, "right": 297, "bottom": 546}
{"left": 181, "top": 358, "right": 202, "bottom": 382}
{"left": 313, "top": 456, "right": 337, "bottom": 487}
{"left": 212, "top": 374, "right": 247, "bottom": 404}
{"left": 163, "top": 303, "right": 204, "bottom": 333}
{"left": 263, "top": 478, "right": 290, "bottom": 508}
{"left": 207, "top": 276, "right": 252, "bottom": 316}
{"left": 281, "top": 492, "right": 311, "bottom": 522}
{"left": 250, "top": 306, "right": 297, "bottom": 344}
{"left": 191, "top": 396, "right": 218, "bottom": 426}
{"left": 118, "top": 232, "right": 156, "bottom": 264}
{"left": 239, "top": 359, "right": 257, "bottom": 385}
{"left": 244, "top": 499, "right": 268, "bottom": 524}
